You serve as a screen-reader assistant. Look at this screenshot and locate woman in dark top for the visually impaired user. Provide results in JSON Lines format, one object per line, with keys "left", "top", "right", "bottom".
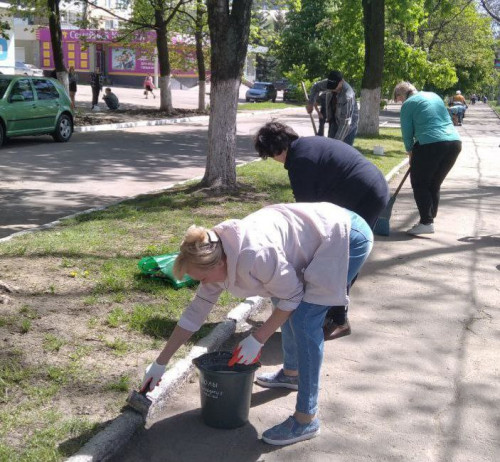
{"left": 68, "top": 66, "right": 77, "bottom": 109}
{"left": 254, "top": 121, "right": 389, "bottom": 341}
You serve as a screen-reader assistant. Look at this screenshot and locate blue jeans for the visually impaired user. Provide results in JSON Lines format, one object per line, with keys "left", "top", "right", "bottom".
{"left": 279, "top": 211, "right": 373, "bottom": 415}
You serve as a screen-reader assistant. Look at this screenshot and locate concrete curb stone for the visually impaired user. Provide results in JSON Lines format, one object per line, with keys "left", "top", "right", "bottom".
{"left": 74, "top": 107, "right": 303, "bottom": 133}
{"left": 65, "top": 296, "right": 267, "bottom": 462}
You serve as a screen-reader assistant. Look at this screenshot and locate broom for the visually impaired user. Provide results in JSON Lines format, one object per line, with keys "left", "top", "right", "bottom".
{"left": 301, "top": 82, "right": 317, "bottom": 135}
{"left": 374, "top": 167, "right": 411, "bottom": 236}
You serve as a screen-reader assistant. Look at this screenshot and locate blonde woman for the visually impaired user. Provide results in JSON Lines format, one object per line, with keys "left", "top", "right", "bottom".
{"left": 394, "top": 82, "right": 462, "bottom": 235}
{"left": 141, "top": 202, "right": 373, "bottom": 446}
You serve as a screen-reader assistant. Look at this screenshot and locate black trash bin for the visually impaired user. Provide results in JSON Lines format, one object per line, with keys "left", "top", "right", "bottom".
{"left": 193, "top": 351, "right": 260, "bottom": 429}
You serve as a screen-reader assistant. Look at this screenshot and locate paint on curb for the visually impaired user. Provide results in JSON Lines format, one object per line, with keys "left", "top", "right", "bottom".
{"left": 65, "top": 296, "right": 266, "bottom": 462}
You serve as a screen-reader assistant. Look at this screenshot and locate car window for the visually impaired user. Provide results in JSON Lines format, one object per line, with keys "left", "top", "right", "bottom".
{"left": 32, "top": 79, "right": 60, "bottom": 100}
{"left": 253, "top": 83, "right": 268, "bottom": 90}
{"left": 0, "top": 78, "right": 10, "bottom": 98}
{"left": 10, "top": 79, "right": 34, "bottom": 102}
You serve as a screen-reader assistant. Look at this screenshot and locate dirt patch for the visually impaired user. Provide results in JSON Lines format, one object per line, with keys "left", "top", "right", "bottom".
{"left": 74, "top": 107, "right": 208, "bottom": 127}
{"left": 0, "top": 250, "right": 233, "bottom": 458}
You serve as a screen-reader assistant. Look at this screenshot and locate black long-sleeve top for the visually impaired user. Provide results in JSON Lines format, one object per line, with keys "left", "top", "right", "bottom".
{"left": 285, "top": 137, "right": 388, "bottom": 215}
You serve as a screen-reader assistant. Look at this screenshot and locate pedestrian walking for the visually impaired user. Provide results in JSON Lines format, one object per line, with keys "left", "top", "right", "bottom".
{"left": 143, "top": 74, "right": 156, "bottom": 99}
{"left": 254, "top": 121, "right": 389, "bottom": 340}
{"left": 306, "top": 70, "right": 359, "bottom": 145}
{"left": 68, "top": 66, "right": 77, "bottom": 110}
{"left": 141, "top": 202, "right": 373, "bottom": 446}
{"left": 90, "top": 71, "right": 103, "bottom": 110}
{"left": 393, "top": 81, "right": 462, "bottom": 235}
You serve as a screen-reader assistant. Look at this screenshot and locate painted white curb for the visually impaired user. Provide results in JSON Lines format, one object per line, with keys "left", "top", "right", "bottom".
{"left": 74, "top": 107, "right": 303, "bottom": 133}
{"left": 65, "top": 296, "right": 266, "bottom": 462}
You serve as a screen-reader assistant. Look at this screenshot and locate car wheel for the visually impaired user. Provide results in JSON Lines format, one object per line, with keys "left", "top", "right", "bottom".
{"left": 52, "top": 114, "right": 73, "bottom": 142}
{"left": 246, "top": 97, "right": 250, "bottom": 102}
{"left": 272, "top": 97, "right": 276, "bottom": 103}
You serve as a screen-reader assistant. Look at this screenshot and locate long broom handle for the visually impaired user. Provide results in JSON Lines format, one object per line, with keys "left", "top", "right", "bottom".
{"left": 301, "top": 82, "right": 317, "bottom": 135}
{"left": 393, "top": 167, "right": 411, "bottom": 199}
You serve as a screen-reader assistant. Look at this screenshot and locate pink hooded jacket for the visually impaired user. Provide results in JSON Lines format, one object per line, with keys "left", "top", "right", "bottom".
{"left": 178, "top": 202, "right": 351, "bottom": 332}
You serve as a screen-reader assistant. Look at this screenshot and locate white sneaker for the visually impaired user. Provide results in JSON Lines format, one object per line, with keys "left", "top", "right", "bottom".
{"left": 407, "top": 223, "right": 434, "bottom": 235}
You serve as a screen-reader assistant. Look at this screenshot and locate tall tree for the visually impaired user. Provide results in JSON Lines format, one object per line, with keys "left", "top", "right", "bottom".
{"left": 358, "top": 0, "right": 385, "bottom": 135}
{"left": 81, "top": 0, "right": 191, "bottom": 113}
{"left": 9, "top": 1, "right": 68, "bottom": 88}
{"left": 202, "top": 0, "right": 252, "bottom": 190}
{"left": 171, "top": 0, "right": 209, "bottom": 110}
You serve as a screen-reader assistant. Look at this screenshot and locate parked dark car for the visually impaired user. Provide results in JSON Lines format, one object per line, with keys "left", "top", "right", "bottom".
{"left": 245, "top": 82, "right": 277, "bottom": 102}
{"left": 273, "top": 78, "right": 289, "bottom": 92}
{"left": 0, "top": 75, "right": 74, "bottom": 146}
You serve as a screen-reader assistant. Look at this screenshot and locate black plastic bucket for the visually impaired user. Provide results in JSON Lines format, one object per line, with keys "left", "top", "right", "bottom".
{"left": 193, "top": 351, "right": 260, "bottom": 429}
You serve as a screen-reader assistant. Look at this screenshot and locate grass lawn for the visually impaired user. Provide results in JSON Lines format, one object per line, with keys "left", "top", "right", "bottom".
{"left": 0, "top": 128, "right": 406, "bottom": 461}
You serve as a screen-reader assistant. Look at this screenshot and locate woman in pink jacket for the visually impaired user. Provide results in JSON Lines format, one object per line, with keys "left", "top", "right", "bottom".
{"left": 143, "top": 74, "right": 155, "bottom": 99}
{"left": 141, "top": 202, "right": 373, "bottom": 446}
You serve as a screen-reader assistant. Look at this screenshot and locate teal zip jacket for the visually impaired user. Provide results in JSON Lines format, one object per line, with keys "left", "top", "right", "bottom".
{"left": 400, "top": 91, "right": 460, "bottom": 152}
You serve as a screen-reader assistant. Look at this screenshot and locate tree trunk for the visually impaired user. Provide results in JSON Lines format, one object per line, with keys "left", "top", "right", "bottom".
{"left": 195, "top": 0, "right": 206, "bottom": 111}
{"left": 358, "top": 0, "right": 385, "bottom": 136}
{"left": 203, "top": 0, "right": 253, "bottom": 190}
{"left": 198, "top": 80, "right": 206, "bottom": 110}
{"left": 204, "top": 79, "right": 239, "bottom": 188}
{"left": 155, "top": 8, "right": 173, "bottom": 113}
{"left": 47, "top": 0, "right": 68, "bottom": 92}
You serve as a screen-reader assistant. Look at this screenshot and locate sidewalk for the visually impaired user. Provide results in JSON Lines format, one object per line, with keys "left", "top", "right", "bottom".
{"left": 73, "top": 82, "right": 251, "bottom": 112}
{"left": 101, "top": 104, "right": 499, "bottom": 462}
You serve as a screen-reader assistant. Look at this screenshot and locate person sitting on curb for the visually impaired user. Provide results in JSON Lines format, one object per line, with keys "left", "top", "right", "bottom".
{"left": 254, "top": 121, "right": 389, "bottom": 341}
{"left": 102, "top": 88, "right": 120, "bottom": 111}
{"left": 140, "top": 202, "right": 373, "bottom": 446}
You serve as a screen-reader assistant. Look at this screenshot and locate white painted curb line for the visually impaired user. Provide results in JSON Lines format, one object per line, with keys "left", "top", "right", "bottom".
{"left": 65, "top": 296, "right": 266, "bottom": 462}
{"left": 74, "top": 107, "right": 303, "bottom": 133}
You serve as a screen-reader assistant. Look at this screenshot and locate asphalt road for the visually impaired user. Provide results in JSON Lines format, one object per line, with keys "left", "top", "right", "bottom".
{"left": 0, "top": 108, "right": 314, "bottom": 239}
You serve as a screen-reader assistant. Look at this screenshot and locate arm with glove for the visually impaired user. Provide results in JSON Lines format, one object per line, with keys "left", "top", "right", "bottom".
{"left": 229, "top": 248, "right": 302, "bottom": 366}
{"left": 141, "top": 324, "right": 194, "bottom": 392}
{"left": 229, "top": 307, "right": 292, "bottom": 366}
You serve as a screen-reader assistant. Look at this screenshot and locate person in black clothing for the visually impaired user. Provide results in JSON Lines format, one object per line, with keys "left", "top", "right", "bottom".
{"left": 90, "top": 71, "right": 102, "bottom": 110}
{"left": 254, "top": 121, "right": 390, "bottom": 340}
{"left": 68, "top": 66, "right": 77, "bottom": 109}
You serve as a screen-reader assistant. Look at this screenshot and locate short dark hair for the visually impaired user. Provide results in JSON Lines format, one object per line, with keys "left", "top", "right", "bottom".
{"left": 105, "top": 87, "right": 112, "bottom": 92}
{"left": 254, "top": 121, "right": 299, "bottom": 159}
{"left": 326, "top": 70, "right": 343, "bottom": 90}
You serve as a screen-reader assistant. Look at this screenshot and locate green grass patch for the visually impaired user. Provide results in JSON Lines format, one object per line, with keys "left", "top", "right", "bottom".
{"left": 238, "top": 101, "right": 297, "bottom": 111}
{"left": 43, "top": 334, "right": 66, "bottom": 352}
{"left": 0, "top": 127, "right": 406, "bottom": 460}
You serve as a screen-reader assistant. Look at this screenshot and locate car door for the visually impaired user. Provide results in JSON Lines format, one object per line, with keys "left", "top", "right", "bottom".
{"left": 31, "top": 78, "right": 60, "bottom": 130}
{"left": 5, "top": 78, "right": 38, "bottom": 134}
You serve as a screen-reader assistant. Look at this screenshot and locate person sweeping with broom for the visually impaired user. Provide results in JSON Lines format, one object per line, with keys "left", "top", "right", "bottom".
{"left": 393, "top": 82, "right": 462, "bottom": 235}
{"left": 254, "top": 121, "right": 389, "bottom": 341}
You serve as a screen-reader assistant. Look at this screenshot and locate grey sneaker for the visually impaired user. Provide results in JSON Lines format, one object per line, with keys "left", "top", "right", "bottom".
{"left": 256, "top": 369, "right": 299, "bottom": 390}
{"left": 407, "top": 222, "right": 434, "bottom": 235}
{"left": 262, "top": 416, "right": 320, "bottom": 445}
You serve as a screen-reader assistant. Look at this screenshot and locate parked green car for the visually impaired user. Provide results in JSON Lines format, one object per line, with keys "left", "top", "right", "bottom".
{"left": 0, "top": 75, "right": 74, "bottom": 146}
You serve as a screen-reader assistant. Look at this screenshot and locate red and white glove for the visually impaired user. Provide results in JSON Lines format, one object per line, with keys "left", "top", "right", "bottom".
{"left": 228, "top": 334, "right": 263, "bottom": 366}
{"left": 141, "top": 361, "right": 166, "bottom": 392}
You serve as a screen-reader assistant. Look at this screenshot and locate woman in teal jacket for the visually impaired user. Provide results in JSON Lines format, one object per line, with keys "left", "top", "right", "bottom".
{"left": 394, "top": 82, "right": 462, "bottom": 235}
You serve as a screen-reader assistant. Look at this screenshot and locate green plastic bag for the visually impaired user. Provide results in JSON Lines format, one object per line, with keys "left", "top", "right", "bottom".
{"left": 138, "top": 252, "right": 198, "bottom": 289}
